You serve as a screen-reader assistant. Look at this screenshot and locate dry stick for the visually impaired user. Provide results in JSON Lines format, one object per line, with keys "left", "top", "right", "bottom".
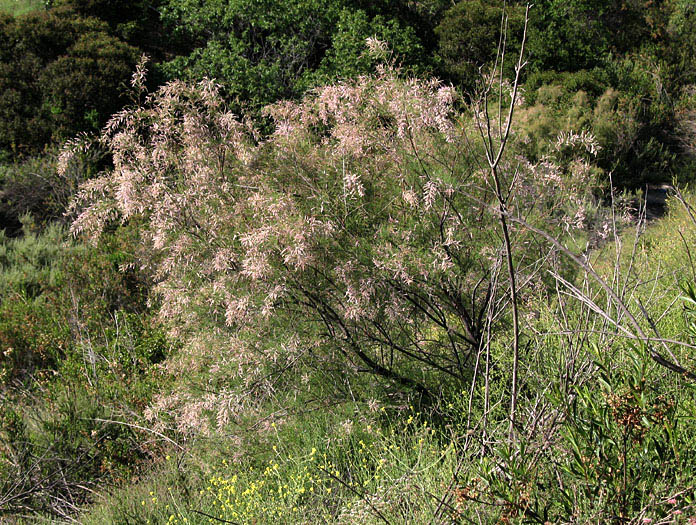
{"left": 90, "top": 418, "right": 186, "bottom": 451}
{"left": 426, "top": 489, "right": 478, "bottom": 525}
{"left": 552, "top": 272, "right": 635, "bottom": 336}
{"left": 506, "top": 214, "right": 696, "bottom": 380}
{"left": 610, "top": 175, "right": 623, "bottom": 323}
{"left": 489, "top": 188, "right": 519, "bottom": 435}
{"left": 560, "top": 272, "right": 597, "bottom": 393}
{"left": 636, "top": 299, "right": 681, "bottom": 364}
{"left": 429, "top": 455, "right": 466, "bottom": 525}
{"left": 468, "top": 260, "right": 501, "bottom": 439}
{"left": 672, "top": 185, "right": 696, "bottom": 229}
{"left": 317, "top": 466, "right": 392, "bottom": 525}
{"left": 672, "top": 187, "right": 696, "bottom": 283}
{"left": 620, "top": 184, "right": 646, "bottom": 305}
{"left": 188, "top": 509, "right": 241, "bottom": 524}
{"left": 677, "top": 229, "right": 696, "bottom": 282}
{"left": 537, "top": 329, "right": 696, "bottom": 351}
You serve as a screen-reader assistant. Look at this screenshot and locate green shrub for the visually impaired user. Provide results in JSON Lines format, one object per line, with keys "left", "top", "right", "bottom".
{"left": 310, "top": 8, "right": 427, "bottom": 86}
{"left": 0, "top": 223, "right": 70, "bottom": 384}
{"left": 524, "top": 69, "right": 609, "bottom": 105}
{"left": 526, "top": 0, "right": 656, "bottom": 74}
{"left": 159, "top": 0, "right": 432, "bottom": 110}
{"left": 434, "top": 0, "right": 524, "bottom": 94}
{"left": 0, "top": 329, "right": 169, "bottom": 519}
{"left": 0, "top": 8, "right": 138, "bottom": 156}
{"left": 516, "top": 70, "right": 681, "bottom": 189}
{"left": 0, "top": 148, "right": 101, "bottom": 233}
{"left": 551, "top": 344, "right": 687, "bottom": 520}
{"left": 0, "top": 221, "right": 168, "bottom": 518}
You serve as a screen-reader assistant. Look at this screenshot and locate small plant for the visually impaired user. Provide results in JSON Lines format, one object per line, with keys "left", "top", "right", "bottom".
{"left": 552, "top": 343, "right": 682, "bottom": 521}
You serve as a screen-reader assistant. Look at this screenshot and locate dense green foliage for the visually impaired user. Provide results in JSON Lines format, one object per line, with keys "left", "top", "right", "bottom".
{"left": 433, "top": 0, "right": 696, "bottom": 188}
{"left": 1, "top": 0, "right": 694, "bottom": 186}
{"left": 435, "top": 0, "right": 524, "bottom": 94}
{"left": 159, "top": 0, "right": 432, "bottom": 109}
{"left": 0, "top": 8, "right": 138, "bottom": 157}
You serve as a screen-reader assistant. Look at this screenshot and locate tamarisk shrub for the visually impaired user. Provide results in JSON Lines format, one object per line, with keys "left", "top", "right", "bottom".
{"left": 66, "top": 56, "right": 603, "bottom": 401}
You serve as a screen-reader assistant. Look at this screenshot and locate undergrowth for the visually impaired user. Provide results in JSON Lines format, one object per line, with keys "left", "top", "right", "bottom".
{"left": 75, "top": 192, "right": 696, "bottom": 525}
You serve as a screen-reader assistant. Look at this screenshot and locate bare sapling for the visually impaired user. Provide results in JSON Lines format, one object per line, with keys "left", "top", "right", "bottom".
{"left": 473, "top": 2, "right": 530, "bottom": 437}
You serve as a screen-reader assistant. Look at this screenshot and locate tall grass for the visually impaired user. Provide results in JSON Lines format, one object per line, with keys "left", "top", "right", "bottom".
{"left": 0, "top": 0, "right": 43, "bottom": 16}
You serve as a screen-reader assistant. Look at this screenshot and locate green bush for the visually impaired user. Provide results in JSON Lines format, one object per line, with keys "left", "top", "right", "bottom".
{"left": 552, "top": 344, "right": 687, "bottom": 520}
{"left": 311, "top": 8, "right": 427, "bottom": 86}
{"left": 526, "top": 0, "right": 655, "bottom": 74}
{"left": 50, "top": 0, "right": 177, "bottom": 62}
{"left": 0, "top": 223, "right": 70, "bottom": 384}
{"left": 159, "top": 0, "right": 432, "bottom": 110}
{"left": 0, "top": 148, "right": 101, "bottom": 233}
{"left": 0, "top": 318, "right": 169, "bottom": 519}
{"left": 434, "top": 0, "right": 524, "bottom": 94}
{"left": 52, "top": 0, "right": 156, "bottom": 31}
{"left": 0, "top": 216, "right": 153, "bottom": 383}
{"left": 0, "top": 8, "right": 138, "bottom": 156}
{"left": 516, "top": 71, "right": 681, "bottom": 189}
{"left": 0, "top": 220, "right": 168, "bottom": 518}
